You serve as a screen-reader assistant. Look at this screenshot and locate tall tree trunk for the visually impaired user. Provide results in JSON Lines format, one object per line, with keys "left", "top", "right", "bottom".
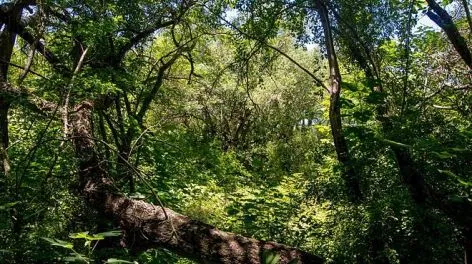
{"left": 0, "top": 6, "right": 24, "bottom": 264}
{"left": 0, "top": 16, "right": 18, "bottom": 178}
{"left": 332, "top": 4, "right": 466, "bottom": 258}
{"left": 329, "top": 3, "right": 472, "bottom": 261}
{"left": 70, "top": 101, "right": 324, "bottom": 264}
{"left": 0, "top": 99, "right": 10, "bottom": 179}
{"left": 316, "top": 0, "right": 362, "bottom": 202}
{"left": 408, "top": 1, "right": 472, "bottom": 261}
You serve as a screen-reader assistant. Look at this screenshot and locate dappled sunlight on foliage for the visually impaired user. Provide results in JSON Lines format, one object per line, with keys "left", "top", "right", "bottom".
{"left": 1, "top": 0, "right": 472, "bottom": 263}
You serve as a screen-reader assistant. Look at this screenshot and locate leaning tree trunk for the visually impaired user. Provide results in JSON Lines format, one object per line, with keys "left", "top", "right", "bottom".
{"left": 426, "top": 0, "right": 472, "bottom": 69}
{"left": 316, "top": 1, "right": 362, "bottom": 202}
{"left": 70, "top": 101, "right": 324, "bottom": 264}
{"left": 400, "top": 1, "right": 472, "bottom": 261}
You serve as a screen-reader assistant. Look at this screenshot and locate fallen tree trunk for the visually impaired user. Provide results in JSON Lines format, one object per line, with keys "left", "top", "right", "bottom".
{"left": 70, "top": 101, "right": 324, "bottom": 264}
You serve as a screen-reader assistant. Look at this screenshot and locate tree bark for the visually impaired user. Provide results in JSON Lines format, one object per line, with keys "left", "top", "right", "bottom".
{"left": 70, "top": 101, "right": 324, "bottom": 264}
{"left": 341, "top": 2, "right": 472, "bottom": 260}
{"left": 0, "top": 2, "right": 22, "bottom": 179}
{"left": 426, "top": 0, "right": 472, "bottom": 69}
{"left": 411, "top": 2, "right": 472, "bottom": 261}
{"left": 0, "top": 2, "right": 324, "bottom": 263}
{"left": 316, "top": 0, "right": 362, "bottom": 202}
{"left": 0, "top": 3, "right": 69, "bottom": 75}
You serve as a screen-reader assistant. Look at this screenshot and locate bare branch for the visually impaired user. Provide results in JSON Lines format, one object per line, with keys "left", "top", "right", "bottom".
{"left": 18, "top": 40, "right": 37, "bottom": 83}
{"left": 426, "top": 0, "right": 472, "bottom": 68}
{"left": 207, "top": 6, "right": 329, "bottom": 93}
{"left": 0, "top": 58, "right": 46, "bottom": 79}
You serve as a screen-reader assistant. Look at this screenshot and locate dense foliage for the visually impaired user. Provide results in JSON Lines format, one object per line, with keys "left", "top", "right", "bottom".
{"left": 1, "top": 0, "right": 472, "bottom": 263}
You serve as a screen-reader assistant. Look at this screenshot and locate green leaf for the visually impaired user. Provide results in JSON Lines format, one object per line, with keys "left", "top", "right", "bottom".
{"left": 84, "top": 240, "right": 91, "bottom": 247}
{"left": 438, "top": 170, "right": 472, "bottom": 187}
{"left": 340, "top": 98, "right": 355, "bottom": 108}
{"left": 342, "top": 82, "right": 359, "bottom": 92}
{"left": 96, "top": 230, "right": 122, "bottom": 237}
{"left": 353, "top": 110, "right": 371, "bottom": 122}
{"left": 365, "top": 91, "right": 385, "bottom": 104}
{"left": 431, "top": 151, "right": 455, "bottom": 159}
{"left": 69, "top": 232, "right": 90, "bottom": 239}
{"left": 106, "top": 258, "right": 136, "bottom": 263}
{"left": 382, "top": 139, "right": 412, "bottom": 149}
{"left": 262, "top": 250, "right": 281, "bottom": 264}
{"left": 64, "top": 252, "right": 89, "bottom": 263}
{"left": 227, "top": 207, "right": 239, "bottom": 215}
{"left": 42, "top": 237, "right": 74, "bottom": 249}
{"left": 0, "top": 202, "right": 19, "bottom": 211}
{"left": 70, "top": 231, "right": 105, "bottom": 241}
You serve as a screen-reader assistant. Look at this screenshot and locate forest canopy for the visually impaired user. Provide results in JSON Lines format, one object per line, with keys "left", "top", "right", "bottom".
{"left": 1, "top": 0, "right": 472, "bottom": 263}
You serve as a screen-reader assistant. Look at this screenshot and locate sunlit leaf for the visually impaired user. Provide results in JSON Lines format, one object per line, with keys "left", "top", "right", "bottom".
{"left": 96, "top": 230, "right": 122, "bottom": 237}
{"left": 262, "top": 250, "right": 281, "bottom": 264}
{"left": 42, "top": 238, "right": 74, "bottom": 249}
{"left": 106, "top": 258, "right": 137, "bottom": 264}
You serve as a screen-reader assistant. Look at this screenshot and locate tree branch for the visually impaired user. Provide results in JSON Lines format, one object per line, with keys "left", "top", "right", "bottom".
{"left": 0, "top": 59, "right": 46, "bottom": 79}
{"left": 0, "top": 81, "right": 56, "bottom": 114}
{"left": 136, "top": 50, "right": 184, "bottom": 123}
{"left": 426, "top": 0, "right": 472, "bottom": 68}
{"left": 0, "top": 13, "right": 69, "bottom": 74}
{"left": 69, "top": 101, "right": 324, "bottom": 264}
{"left": 316, "top": 0, "right": 361, "bottom": 202}
{"left": 207, "top": 6, "right": 329, "bottom": 92}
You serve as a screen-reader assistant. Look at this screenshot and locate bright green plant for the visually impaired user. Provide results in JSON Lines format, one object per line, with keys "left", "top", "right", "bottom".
{"left": 43, "top": 231, "right": 131, "bottom": 263}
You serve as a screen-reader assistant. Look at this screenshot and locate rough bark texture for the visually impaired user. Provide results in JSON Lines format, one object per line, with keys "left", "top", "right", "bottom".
{"left": 70, "top": 102, "right": 324, "bottom": 264}
{"left": 316, "top": 0, "right": 362, "bottom": 202}
{"left": 426, "top": 0, "right": 472, "bottom": 69}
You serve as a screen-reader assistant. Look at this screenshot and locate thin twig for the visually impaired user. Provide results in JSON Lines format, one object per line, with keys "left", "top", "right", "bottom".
{"left": 62, "top": 47, "right": 89, "bottom": 145}
{"left": 203, "top": 5, "right": 329, "bottom": 93}
{"left": 70, "top": 135, "right": 170, "bottom": 222}
{"left": 0, "top": 58, "right": 47, "bottom": 79}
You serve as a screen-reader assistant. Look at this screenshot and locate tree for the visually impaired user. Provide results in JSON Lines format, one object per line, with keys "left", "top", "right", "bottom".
{"left": 227, "top": 0, "right": 472, "bottom": 262}
{"left": 0, "top": 0, "right": 323, "bottom": 263}
{"left": 1, "top": 0, "right": 472, "bottom": 263}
